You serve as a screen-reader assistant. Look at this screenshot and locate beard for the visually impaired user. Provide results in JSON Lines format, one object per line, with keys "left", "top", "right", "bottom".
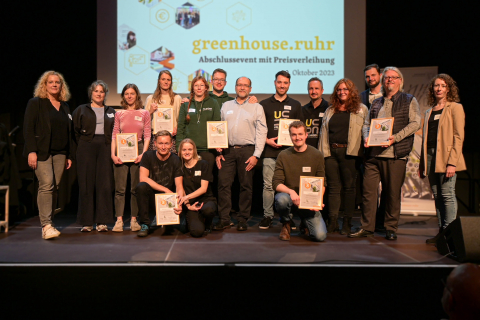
{"left": 368, "top": 80, "right": 380, "bottom": 89}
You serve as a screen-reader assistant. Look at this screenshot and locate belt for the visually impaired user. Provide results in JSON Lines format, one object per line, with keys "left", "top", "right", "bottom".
{"left": 330, "top": 143, "right": 348, "bottom": 149}
{"left": 230, "top": 144, "right": 254, "bottom": 149}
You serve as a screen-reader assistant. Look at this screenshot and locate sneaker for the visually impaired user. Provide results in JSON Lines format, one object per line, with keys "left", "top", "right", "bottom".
{"left": 237, "top": 221, "right": 248, "bottom": 231}
{"left": 137, "top": 224, "right": 150, "bottom": 237}
{"left": 289, "top": 219, "right": 297, "bottom": 230}
{"left": 130, "top": 219, "right": 141, "bottom": 232}
{"left": 259, "top": 217, "right": 273, "bottom": 229}
{"left": 279, "top": 223, "right": 291, "bottom": 241}
{"left": 213, "top": 221, "right": 231, "bottom": 231}
{"left": 96, "top": 224, "right": 108, "bottom": 232}
{"left": 42, "top": 224, "right": 60, "bottom": 239}
{"left": 112, "top": 220, "right": 123, "bottom": 232}
{"left": 80, "top": 226, "right": 93, "bottom": 232}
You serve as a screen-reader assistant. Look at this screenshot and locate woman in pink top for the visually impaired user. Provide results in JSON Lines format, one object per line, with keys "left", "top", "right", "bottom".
{"left": 111, "top": 84, "right": 151, "bottom": 232}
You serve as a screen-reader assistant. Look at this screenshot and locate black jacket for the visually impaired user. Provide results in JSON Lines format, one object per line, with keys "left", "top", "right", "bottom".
{"left": 72, "top": 104, "right": 116, "bottom": 144}
{"left": 360, "top": 90, "right": 370, "bottom": 108}
{"left": 23, "top": 97, "right": 75, "bottom": 161}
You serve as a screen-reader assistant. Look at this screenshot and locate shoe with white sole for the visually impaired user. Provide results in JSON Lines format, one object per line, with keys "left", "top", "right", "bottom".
{"left": 112, "top": 220, "right": 123, "bottom": 232}
{"left": 42, "top": 224, "right": 60, "bottom": 239}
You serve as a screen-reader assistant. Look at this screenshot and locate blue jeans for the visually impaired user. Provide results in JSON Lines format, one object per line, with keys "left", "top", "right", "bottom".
{"left": 427, "top": 148, "right": 457, "bottom": 229}
{"left": 274, "top": 192, "right": 327, "bottom": 242}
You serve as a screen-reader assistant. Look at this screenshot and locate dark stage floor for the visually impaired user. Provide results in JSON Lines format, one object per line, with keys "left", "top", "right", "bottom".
{"left": 0, "top": 212, "right": 458, "bottom": 266}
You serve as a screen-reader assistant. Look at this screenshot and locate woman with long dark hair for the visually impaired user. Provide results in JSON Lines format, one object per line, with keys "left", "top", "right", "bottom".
{"left": 318, "top": 78, "right": 368, "bottom": 235}
{"left": 23, "top": 71, "right": 74, "bottom": 239}
{"left": 420, "top": 74, "right": 466, "bottom": 244}
{"left": 111, "top": 84, "right": 151, "bottom": 232}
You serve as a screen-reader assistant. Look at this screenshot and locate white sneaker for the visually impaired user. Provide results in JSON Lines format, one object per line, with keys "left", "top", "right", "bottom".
{"left": 130, "top": 219, "right": 141, "bottom": 232}
{"left": 96, "top": 224, "right": 108, "bottom": 232}
{"left": 80, "top": 226, "right": 93, "bottom": 232}
{"left": 42, "top": 224, "right": 60, "bottom": 239}
{"left": 112, "top": 220, "right": 123, "bottom": 232}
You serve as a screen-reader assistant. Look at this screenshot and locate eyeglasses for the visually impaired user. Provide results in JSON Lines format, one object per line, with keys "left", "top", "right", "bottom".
{"left": 337, "top": 88, "right": 349, "bottom": 92}
{"left": 193, "top": 85, "right": 206, "bottom": 88}
{"left": 384, "top": 76, "right": 401, "bottom": 81}
{"left": 236, "top": 84, "right": 251, "bottom": 88}
{"left": 212, "top": 78, "right": 226, "bottom": 83}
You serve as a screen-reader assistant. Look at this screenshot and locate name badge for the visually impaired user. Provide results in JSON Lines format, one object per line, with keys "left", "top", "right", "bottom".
{"left": 189, "top": 108, "right": 195, "bottom": 113}
{"left": 319, "top": 112, "right": 324, "bottom": 117}
{"left": 107, "top": 113, "right": 114, "bottom": 118}
{"left": 302, "top": 167, "right": 311, "bottom": 172}
{"left": 227, "top": 110, "right": 233, "bottom": 115}
{"left": 195, "top": 171, "right": 201, "bottom": 176}
{"left": 434, "top": 114, "right": 441, "bottom": 121}
{"left": 284, "top": 105, "right": 291, "bottom": 110}
{"left": 68, "top": 114, "right": 72, "bottom": 120}
{"left": 135, "top": 116, "right": 142, "bottom": 121}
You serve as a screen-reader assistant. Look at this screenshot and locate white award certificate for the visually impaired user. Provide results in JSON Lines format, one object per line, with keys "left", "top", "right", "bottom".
{"left": 155, "top": 193, "right": 180, "bottom": 226}
{"left": 116, "top": 133, "right": 138, "bottom": 162}
{"left": 367, "top": 117, "right": 394, "bottom": 147}
{"left": 277, "top": 119, "right": 299, "bottom": 146}
{"left": 153, "top": 107, "right": 174, "bottom": 134}
{"left": 299, "top": 176, "right": 324, "bottom": 210}
{"left": 207, "top": 121, "right": 228, "bottom": 149}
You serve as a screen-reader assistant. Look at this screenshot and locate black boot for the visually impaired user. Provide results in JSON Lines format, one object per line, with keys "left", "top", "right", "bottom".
{"left": 340, "top": 217, "right": 352, "bottom": 235}
{"left": 426, "top": 227, "right": 443, "bottom": 244}
{"left": 327, "top": 216, "right": 339, "bottom": 234}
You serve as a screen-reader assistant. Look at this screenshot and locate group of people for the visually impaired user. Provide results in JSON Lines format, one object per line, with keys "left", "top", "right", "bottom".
{"left": 23, "top": 65, "right": 465, "bottom": 244}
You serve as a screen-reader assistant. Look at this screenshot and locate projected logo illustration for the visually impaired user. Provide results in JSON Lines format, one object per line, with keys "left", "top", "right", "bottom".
{"left": 150, "top": 46, "right": 175, "bottom": 72}
{"left": 176, "top": 3, "right": 200, "bottom": 30}
{"left": 156, "top": 9, "right": 170, "bottom": 23}
{"left": 125, "top": 46, "right": 149, "bottom": 75}
{"left": 227, "top": 3, "right": 251, "bottom": 30}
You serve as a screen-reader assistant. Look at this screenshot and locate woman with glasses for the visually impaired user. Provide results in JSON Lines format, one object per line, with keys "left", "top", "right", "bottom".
{"left": 145, "top": 70, "right": 182, "bottom": 153}
{"left": 420, "top": 74, "right": 465, "bottom": 244}
{"left": 176, "top": 76, "right": 221, "bottom": 174}
{"left": 173, "top": 139, "right": 217, "bottom": 237}
{"left": 318, "top": 78, "right": 368, "bottom": 235}
{"left": 110, "top": 84, "right": 151, "bottom": 233}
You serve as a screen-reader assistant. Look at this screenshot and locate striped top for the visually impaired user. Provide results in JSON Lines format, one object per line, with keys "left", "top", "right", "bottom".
{"left": 112, "top": 109, "right": 151, "bottom": 141}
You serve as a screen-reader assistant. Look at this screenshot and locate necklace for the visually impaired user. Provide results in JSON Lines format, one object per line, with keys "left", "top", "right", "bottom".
{"left": 195, "top": 99, "right": 204, "bottom": 124}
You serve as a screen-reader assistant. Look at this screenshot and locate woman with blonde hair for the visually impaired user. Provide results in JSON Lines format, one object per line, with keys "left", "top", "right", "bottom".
{"left": 145, "top": 70, "right": 182, "bottom": 153}
{"left": 23, "top": 70, "right": 74, "bottom": 239}
{"left": 176, "top": 76, "right": 220, "bottom": 174}
{"left": 420, "top": 74, "right": 466, "bottom": 244}
{"left": 318, "top": 78, "right": 368, "bottom": 235}
{"left": 174, "top": 138, "right": 217, "bottom": 237}
{"left": 111, "top": 83, "right": 151, "bottom": 232}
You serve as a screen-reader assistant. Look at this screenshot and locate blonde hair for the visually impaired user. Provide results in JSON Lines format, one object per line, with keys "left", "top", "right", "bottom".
{"left": 178, "top": 138, "right": 200, "bottom": 166}
{"left": 33, "top": 71, "right": 71, "bottom": 101}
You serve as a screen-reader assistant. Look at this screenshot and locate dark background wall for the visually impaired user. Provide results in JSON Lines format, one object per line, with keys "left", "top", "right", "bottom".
{"left": 2, "top": 1, "right": 478, "bottom": 213}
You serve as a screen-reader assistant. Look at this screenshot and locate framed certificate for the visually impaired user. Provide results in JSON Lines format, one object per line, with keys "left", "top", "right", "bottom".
{"left": 153, "top": 107, "right": 174, "bottom": 134}
{"left": 116, "top": 133, "right": 138, "bottom": 162}
{"left": 299, "top": 176, "right": 324, "bottom": 210}
{"left": 367, "top": 117, "right": 394, "bottom": 147}
{"left": 277, "top": 119, "right": 299, "bottom": 146}
{"left": 155, "top": 193, "right": 180, "bottom": 226}
{"left": 207, "top": 121, "right": 228, "bottom": 149}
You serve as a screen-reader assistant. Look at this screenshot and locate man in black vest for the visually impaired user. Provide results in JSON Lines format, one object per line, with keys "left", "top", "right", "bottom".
{"left": 360, "top": 64, "right": 383, "bottom": 109}
{"left": 349, "top": 67, "right": 421, "bottom": 240}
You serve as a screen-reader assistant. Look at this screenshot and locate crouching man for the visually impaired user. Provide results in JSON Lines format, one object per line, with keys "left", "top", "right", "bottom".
{"left": 272, "top": 121, "right": 327, "bottom": 241}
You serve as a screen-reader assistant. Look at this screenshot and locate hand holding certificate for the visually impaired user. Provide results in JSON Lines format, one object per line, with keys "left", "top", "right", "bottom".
{"left": 155, "top": 193, "right": 180, "bottom": 226}
{"left": 207, "top": 121, "right": 228, "bottom": 149}
{"left": 299, "top": 176, "right": 324, "bottom": 210}
{"left": 277, "top": 119, "right": 299, "bottom": 146}
{"left": 116, "top": 133, "right": 138, "bottom": 162}
{"left": 153, "top": 107, "right": 174, "bottom": 134}
{"left": 367, "top": 117, "right": 394, "bottom": 147}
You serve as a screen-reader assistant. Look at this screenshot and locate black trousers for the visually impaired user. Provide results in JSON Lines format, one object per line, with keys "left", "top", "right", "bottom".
{"left": 217, "top": 146, "right": 255, "bottom": 223}
{"left": 76, "top": 135, "right": 114, "bottom": 225}
{"left": 185, "top": 200, "right": 216, "bottom": 237}
{"left": 135, "top": 182, "right": 161, "bottom": 226}
{"left": 325, "top": 148, "right": 358, "bottom": 218}
{"left": 198, "top": 150, "right": 218, "bottom": 198}
{"left": 361, "top": 157, "right": 407, "bottom": 232}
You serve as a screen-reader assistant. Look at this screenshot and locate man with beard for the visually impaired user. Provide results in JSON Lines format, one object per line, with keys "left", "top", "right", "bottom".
{"left": 302, "top": 77, "right": 329, "bottom": 147}
{"left": 259, "top": 70, "right": 302, "bottom": 229}
{"left": 214, "top": 77, "right": 267, "bottom": 231}
{"left": 360, "top": 64, "right": 383, "bottom": 109}
{"left": 349, "top": 67, "right": 421, "bottom": 240}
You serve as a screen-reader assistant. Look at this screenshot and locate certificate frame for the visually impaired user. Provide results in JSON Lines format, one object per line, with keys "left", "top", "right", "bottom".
{"left": 298, "top": 176, "right": 324, "bottom": 210}
{"left": 207, "top": 121, "right": 229, "bottom": 149}
{"left": 277, "top": 119, "right": 299, "bottom": 146}
{"left": 367, "top": 117, "right": 394, "bottom": 147}
{"left": 155, "top": 193, "right": 180, "bottom": 226}
{"left": 116, "top": 133, "right": 138, "bottom": 163}
{"left": 153, "top": 107, "right": 174, "bottom": 134}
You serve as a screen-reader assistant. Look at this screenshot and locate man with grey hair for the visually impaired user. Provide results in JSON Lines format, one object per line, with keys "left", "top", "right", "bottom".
{"left": 349, "top": 66, "right": 421, "bottom": 240}
{"left": 214, "top": 76, "right": 267, "bottom": 231}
